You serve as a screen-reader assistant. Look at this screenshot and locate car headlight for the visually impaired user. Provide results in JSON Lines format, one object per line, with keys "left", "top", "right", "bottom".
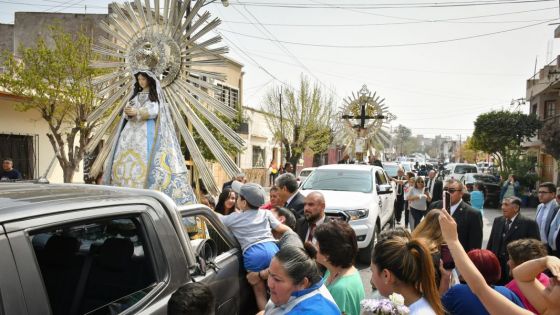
{"left": 345, "top": 209, "right": 369, "bottom": 221}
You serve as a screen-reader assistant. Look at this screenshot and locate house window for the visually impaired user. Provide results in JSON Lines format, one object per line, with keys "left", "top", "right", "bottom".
{"left": 0, "top": 133, "right": 37, "bottom": 179}
{"left": 217, "top": 83, "right": 239, "bottom": 108}
{"left": 544, "top": 101, "right": 556, "bottom": 119}
{"left": 531, "top": 104, "right": 537, "bottom": 116}
{"left": 252, "top": 146, "right": 266, "bottom": 168}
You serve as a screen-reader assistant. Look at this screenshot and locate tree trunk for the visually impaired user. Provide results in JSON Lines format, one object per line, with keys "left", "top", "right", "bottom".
{"left": 289, "top": 155, "right": 300, "bottom": 175}
{"left": 62, "top": 165, "right": 75, "bottom": 183}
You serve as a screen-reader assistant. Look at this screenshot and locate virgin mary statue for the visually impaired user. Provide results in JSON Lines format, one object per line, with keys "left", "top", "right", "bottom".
{"left": 103, "top": 70, "right": 196, "bottom": 205}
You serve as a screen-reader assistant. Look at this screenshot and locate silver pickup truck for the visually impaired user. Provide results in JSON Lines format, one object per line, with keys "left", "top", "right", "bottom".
{"left": 0, "top": 183, "right": 256, "bottom": 315}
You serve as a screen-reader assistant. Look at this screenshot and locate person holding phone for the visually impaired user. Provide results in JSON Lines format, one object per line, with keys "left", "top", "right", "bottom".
{"left": 430, "top": 179, "right": 483, "bottom": 252}
{"left": 407, "top": 177, "right": 432, "bottom": 230}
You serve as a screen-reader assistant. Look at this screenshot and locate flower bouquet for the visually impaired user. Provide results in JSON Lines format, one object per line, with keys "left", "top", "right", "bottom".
{"left": 360, "top": 293, "right": 409, "bottom": 315}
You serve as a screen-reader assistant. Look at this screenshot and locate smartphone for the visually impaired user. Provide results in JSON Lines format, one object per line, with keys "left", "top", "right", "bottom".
{"left": 440, "top": 244, "right": 455, "bottom": 270}
{"left": 442, "top": 191, "right": 451, "bottom": 212}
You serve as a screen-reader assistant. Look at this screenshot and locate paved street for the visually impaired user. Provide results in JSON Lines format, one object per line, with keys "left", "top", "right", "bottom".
{"left": 357, "top": 206, "right": 538, "bottom": 297}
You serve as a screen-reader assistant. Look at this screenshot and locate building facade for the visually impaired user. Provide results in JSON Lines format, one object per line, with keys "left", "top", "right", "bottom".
{"left": 0, "top": 9, "right": 281, "bottom": 187}
{"left": 524, "top": 26, "right": 560, "bottom": 185}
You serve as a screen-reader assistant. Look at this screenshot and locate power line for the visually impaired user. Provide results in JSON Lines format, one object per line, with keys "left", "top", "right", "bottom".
{"left": 233, "top": 4, "right": 340, "bottom": 98}
{"left": 220, "top": 6, "right": 557, "bottom": 27}
{"left": 220, "top": 19, "right": 556, "bottom": 48}
{"left": 232, "top": 0, "right": 555, "bottom": 9}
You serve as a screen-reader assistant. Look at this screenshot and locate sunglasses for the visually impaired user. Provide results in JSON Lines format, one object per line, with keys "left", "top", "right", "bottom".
{"left": 443, "top": 188, "right": 461, "bottom": 193}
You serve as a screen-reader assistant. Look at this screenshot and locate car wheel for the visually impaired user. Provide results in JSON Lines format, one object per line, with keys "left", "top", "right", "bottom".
{"left": 388, "top": 211, "right": 396, "bottom": 229}
{"left": 358, "top": 223, "right": 380, "bottom": 265}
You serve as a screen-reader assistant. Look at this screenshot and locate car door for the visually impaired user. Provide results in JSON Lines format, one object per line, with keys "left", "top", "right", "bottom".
{"left": 179, "top": 207, "right": 256, "bottom": 315}
{"left": 0, "top": 225, "right": 26, "bottom": 314}
{"left": 374, "top": 170, "right": 390, "bottom": 223}
{"left": 5, "top": 204, "right": 182, "bottom": 315}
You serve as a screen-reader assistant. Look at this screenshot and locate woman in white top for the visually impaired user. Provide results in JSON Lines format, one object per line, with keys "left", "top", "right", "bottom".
{"left": 407, "top": 177, "right": 431, "bottom": 230}
{"left": 369, "top": 236, "right": 444, "bottom": 315}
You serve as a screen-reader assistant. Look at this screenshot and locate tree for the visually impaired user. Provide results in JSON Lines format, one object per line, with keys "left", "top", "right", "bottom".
{"left": 541, "top": 120, "right": 560, "bottom": 185}
{"left": 262, "top": 75, "right": 335, "bottom": 172}
{"left": 471, "top": 110, "right": 542, "bottom": 177}
{"left": 394, "top": 125, "right": 412, "bottom": 156}
{"left": 0, "top": 26, "right": 99, "bottom": 182}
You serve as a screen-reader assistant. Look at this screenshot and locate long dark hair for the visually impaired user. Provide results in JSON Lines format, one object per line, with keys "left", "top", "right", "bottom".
{"left": 130, "top": 72, "right": 159, "bottom": 103}
{"left": 215, "top": 189, "right": 236, "bottom": 215}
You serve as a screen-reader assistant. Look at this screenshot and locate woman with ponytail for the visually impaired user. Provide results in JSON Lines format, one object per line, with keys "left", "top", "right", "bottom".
{"left": 369, "top": 236, "right": 444, "bottom": 315}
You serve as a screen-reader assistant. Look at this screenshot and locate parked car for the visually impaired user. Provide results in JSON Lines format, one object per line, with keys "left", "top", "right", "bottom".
{"left": 383, "top": 162, "right": 400, "bottom": 178}
{"left": 443, "top": 163, "right": 479, "bottom": 182}
{"left": 0, "top": 183, "right": 255, "bottom": 315}
{"left": 400, "top": 161, "right": 416, "bottom": 175}
{"left": 299, "top": 164, "right": 395, "bottom": 264}
{"left": 297, "top": 167, "right": 316, "bottom": 186}
{"left": 462, "top": 173, "right": 501, "bottom": 207}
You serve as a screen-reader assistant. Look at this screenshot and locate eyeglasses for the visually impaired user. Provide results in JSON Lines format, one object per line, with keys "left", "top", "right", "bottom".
{"left": 538, "top": 191, "right": 553, "bottom": 194}
{"left": 443, "top": 188, "right": 461, "bottom": 193}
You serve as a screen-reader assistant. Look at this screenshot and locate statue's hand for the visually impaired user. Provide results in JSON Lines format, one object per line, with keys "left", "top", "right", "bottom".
{"left": 124, "top": 106, "right": 137, "bottom": 117}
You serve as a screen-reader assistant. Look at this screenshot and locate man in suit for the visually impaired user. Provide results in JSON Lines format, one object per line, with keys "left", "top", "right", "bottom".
{"left": 391, "top": 167, "right": 406, "bottom": 225}
{"left": 486, "top": 196, "right": 540, "bottom": 284}
{"left": 545, "top": 187, "right": 560, "bottom": 257}
{"left": 275, "top": 173, "right": 305, "bottom": 219}
{"left": 536, "top": 182, "right": 559, "bottom": 253}
{"left": 425, "top": 170, "right": 443, "bottom": 207}
{"left": 295, "top": 192, "right": 326, "bottom": 243}
{"left": 430, "top": 179, "right": 483, "bottom": 252}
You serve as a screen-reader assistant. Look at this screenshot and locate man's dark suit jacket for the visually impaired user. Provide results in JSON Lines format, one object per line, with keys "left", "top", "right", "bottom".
{"left": 295, "top": 217, "right": 310, "bottom": 243}
{"left": 486, "top": 214, "right": 539, "bottom": 284}
{"left": 427, "top": 179, "right": 443, "bottom": 204}
{"left": 429, "top": 200, "right": 483, "bottom": 252}
{"left": 286, "top": 192, "right": 305, "bottom": 219}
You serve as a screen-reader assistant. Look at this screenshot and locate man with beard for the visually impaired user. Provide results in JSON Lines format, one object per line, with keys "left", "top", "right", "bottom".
{"left": 295, "top": 192, "right": 326, "bottom": 243}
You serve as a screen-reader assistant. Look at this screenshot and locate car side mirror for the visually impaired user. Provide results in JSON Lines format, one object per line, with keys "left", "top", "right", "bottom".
{"left": 378, "top": 184, "right": 393, "bottom": 194}
{"left": 191, "top": 238, "right": 218, "bottom": 276}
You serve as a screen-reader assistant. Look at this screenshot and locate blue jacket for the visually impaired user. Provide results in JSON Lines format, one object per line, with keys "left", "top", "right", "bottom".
{"left": 499, "top": 181, "right": 520, "bottom": 202}
{"left": 264, "top": 280, "right": 340, "bottom": 315}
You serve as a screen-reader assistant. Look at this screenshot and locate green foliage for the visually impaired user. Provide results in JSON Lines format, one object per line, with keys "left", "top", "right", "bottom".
{"left": 262, "top": 75, "right": 335, "bottom": 169}
{"left": 471, "top": 110, "right": 542, "bottom": 177}
{"left": 0, "top": 25, "right": 100, "bottom": 182}
{"left": 394, "top": 125, "right": 412, "bottom": 155}
{"left": 191, "top": 103, "right": 244, "bottom": 161}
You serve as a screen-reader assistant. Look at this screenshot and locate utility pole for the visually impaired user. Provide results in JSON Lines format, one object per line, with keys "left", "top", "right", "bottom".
{"left": 279, "top": 86, "right": 283, "bottom": 166}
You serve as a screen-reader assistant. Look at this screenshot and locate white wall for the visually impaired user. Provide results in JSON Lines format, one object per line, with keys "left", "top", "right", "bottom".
{"left": 0, "top": 94, "right": 84, "bottom": 183}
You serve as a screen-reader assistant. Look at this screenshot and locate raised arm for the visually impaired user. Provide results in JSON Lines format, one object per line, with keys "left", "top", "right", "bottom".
{"left": 512, "top": 256, "right": 560, "bottom": 314}
{"left": 438, "top": 209, "right": 533, "bottom": 315}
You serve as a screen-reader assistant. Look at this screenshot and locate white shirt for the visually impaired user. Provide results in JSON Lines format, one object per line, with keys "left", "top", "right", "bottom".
{"left": 408, "top": 297, "right": 437, "bottom": 315}
{"left": 427, "top": 177, "right": 436, "bottom": 196}
{"left": 305, "top": 215, "right": 326, "bottom": 242}
{"left": 450, "top": 202, "right": 461, "bottom": 216}
{"left": 286, "top": 193, "right": 296, "bottom": 206}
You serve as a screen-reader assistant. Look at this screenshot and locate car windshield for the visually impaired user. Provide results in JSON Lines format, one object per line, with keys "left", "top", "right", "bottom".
{"left": 301, "top": 169, "right": 373, "bottom": 193}
{"left": 473, "top": 174, "right": 499, "bottom": 183}
{"left": 455, "top": 165, "right": 477, "bottom": 174}
{"left": 401, "top": 164, "right": 412, "bottom": 172}
{"left": 384, "top": 164, "right": 399, "bottom": 177}
{"left": 299, "top": 170, "right": 313, "bottom": 177}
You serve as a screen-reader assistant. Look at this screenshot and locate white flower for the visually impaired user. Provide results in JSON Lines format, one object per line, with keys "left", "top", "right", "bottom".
{"left": 388, "top": 293, "right": 405, "bottom": 306}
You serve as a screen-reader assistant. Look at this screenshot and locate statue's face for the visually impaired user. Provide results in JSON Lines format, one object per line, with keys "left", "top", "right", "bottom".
{"left": 138, "top": 74, "right": 149, "bottom": 90}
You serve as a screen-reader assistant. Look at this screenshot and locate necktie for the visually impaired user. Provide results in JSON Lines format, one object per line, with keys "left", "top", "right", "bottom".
{"left": 504, "top": 219, "right": 512, "bottom": 235}
{"left": 307, "top": 223, "right": 316, "bottom": 242}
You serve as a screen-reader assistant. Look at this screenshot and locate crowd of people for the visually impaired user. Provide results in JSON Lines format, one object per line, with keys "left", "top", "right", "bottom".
{"left": 176, "top": 167, "right": 560, "bottom": 315}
